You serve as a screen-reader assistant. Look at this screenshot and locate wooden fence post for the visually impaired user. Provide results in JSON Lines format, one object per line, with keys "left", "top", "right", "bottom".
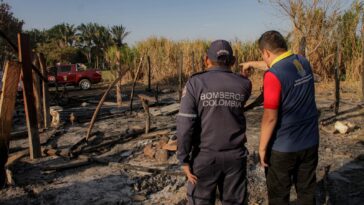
{"left": 147, "top": 56, "right": 152, "bottom": 91}
{"left": 32, "top": 54, "right": 43, "bottom": 129}
{"left": 334, "top": 41, "right": 341, "bottom": 115}
{"left": 38, "top": 53, "right": 51, "bottom": 129}
{"left": 18, "top": 33, "right": 41, "bottom": 159}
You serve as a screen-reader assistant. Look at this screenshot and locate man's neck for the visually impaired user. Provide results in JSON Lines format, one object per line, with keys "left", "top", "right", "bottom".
{"left": 206, "top": 65, "right": 230, "bottom": 71}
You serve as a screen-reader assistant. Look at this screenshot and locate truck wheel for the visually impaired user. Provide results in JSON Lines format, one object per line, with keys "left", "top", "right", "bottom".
{"left": 79, "top": 79, "right": 91, "bottom": 90}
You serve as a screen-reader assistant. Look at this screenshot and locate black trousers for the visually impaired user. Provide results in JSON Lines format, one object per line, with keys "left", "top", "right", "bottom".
{"left": 265, "top": 145, "right": 318, "bottom": 205}
{"left": 187, "top": 150, "right": 248, "bottom": 205}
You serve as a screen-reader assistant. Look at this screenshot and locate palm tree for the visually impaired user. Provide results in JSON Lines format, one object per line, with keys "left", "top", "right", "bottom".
{"left": 47, "top": 23, "right": 76, "bottom": 48}
{"left": 77, "top": 23, "right": 97, "bottom": 65}
{"left": 110, "top": 25, "right": 130, "bottom": 48}
{"left": 92, "top": 24, "right": 112, "bottom": 68}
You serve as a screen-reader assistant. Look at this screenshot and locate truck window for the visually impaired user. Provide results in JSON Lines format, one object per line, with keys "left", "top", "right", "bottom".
{"left": 76, "top": 63, "right": 87, "bottom": 71}
{"left": 58, "top": 65, "right": 72, "bottom": 73}
{"left": 48, "top": 67, "right": 57, "bottom": 76}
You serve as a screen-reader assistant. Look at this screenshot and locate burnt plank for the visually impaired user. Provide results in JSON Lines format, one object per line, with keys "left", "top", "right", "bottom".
{"left": 0, "top": 61, "right": 22, "bottom": 178}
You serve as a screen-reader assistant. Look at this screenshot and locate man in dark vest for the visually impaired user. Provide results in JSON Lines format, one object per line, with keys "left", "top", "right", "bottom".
{"left": 257, "top": 30, "right": 319, "bottom": 205}
{"left": 177, "top": 40, "right": 252, "bottom": 205}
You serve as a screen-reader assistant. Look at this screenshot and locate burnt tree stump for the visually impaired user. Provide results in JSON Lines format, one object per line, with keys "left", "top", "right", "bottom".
{"left": 138, "top": 94, "right": 157, "bottom": 134}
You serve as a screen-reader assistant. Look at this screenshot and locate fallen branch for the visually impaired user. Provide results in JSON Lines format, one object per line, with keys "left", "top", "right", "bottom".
{"left": 42, "top": 157, "right": 91, "bottom": 172}
{"left": 85, "top": 75, "right": 124, "bottom": 141}
{"left": 5, "top": 149, "right": 28, "bottom": 167}
{"left": 109, "top": 162, "right": 184, "bottom": 176}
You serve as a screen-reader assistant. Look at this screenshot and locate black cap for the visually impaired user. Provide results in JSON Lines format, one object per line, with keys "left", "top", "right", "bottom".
{"left": 207, "top": 40, "right": 233, "bottom": 62}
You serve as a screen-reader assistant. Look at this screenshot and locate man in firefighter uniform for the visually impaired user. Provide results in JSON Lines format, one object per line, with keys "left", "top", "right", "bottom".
{"left": 177, "top": 40, "right": 252, "bottom": 205}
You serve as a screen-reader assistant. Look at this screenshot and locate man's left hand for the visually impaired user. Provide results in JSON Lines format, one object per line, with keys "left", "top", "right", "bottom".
{"left": 259, "top": 149, "right": 269, "bottom": 167}
{"left": 182, "top": 164, "right": 198, "bottom": 185}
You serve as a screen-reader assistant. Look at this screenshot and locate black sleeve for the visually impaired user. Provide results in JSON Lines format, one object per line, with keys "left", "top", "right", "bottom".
{"left": 176, "top": 80, "right": 198, "bottom": 165}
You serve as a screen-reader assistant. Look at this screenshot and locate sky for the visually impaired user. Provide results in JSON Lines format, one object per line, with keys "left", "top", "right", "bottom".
{"left": 6, "top": 0, "right": 293, "bottom": 45}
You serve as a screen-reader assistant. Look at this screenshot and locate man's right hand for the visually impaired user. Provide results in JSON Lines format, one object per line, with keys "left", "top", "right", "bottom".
{"left": 239, "top": 61, "right": 269, "bottom": 74}
{"left": 182, "top": 164, "right": 198, "bottom": 185}
{"left": 240, "top": 65, "right": 254, "bottom": 78}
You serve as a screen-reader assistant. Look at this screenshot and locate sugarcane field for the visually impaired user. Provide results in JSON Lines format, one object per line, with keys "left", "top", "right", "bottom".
{"left": 0, "top": 0, "right": 364, "bottom": 205}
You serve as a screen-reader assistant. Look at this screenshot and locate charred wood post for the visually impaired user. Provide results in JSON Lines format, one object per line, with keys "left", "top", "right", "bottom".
{"left": 147, "top": 56, "right": 152, "bottom": 92}
{"left": 38, "top": 53, "right": 51, "bottom": 129}
{"left": 334, "top": 41, "right": 341, "bottom": 115}
{"left": 18, "top": 33, "right": 41, "bottom": 159}
{"left": 138, "top": 94, "right": 157, "bottom": 134}
{"left": 32, "top": 54, "right": 44, "bottom": 128}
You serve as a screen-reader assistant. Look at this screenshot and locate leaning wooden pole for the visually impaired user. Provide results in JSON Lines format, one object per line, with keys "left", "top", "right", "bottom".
{"left": 38, "top": 53, "right": 51, "bottom": 129}
{"left": 86, "top": 76, "right": 123, "bottom": 141}
{"left": 129, "top": 55, "right": 145, "bottom": 114}
{"left": 18, "top": 33, "right": 41, "bottom": 159}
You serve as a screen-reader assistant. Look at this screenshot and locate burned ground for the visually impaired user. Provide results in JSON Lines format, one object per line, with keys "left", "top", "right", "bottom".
{"left": 0, "top": 82, "right": 363, "bottom": 205}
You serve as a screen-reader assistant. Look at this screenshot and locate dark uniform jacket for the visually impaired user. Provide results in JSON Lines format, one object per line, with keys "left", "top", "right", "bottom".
{"left": 177, "top": 66, "right": 252, "bottom": 164}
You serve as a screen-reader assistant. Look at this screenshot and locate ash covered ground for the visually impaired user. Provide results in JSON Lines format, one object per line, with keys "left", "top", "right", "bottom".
{"left": 1, "top": 83, "right": 363, "bottom": 205}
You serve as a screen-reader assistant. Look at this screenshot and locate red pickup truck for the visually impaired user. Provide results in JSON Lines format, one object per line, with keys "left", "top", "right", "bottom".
{"left": 48, "top": 63, "right": 102, "bottom": 90}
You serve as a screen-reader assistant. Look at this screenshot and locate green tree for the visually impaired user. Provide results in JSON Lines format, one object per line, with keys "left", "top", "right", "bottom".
{"left": 92, "top": 24, "right": 112, "bottom": 68}
{"left": 77, "top": 23, "right": 98, "bottom": 65}
{"left": 0, "top": 0, "right": 24, "bottom": 67}
{"left": 110, "top": 25, "right": 130, "bottom": 48}
{"left": 47, "top": 23, "right": 76, "bottom": 48}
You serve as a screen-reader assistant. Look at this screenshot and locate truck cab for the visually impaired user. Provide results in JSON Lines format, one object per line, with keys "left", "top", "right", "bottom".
{"left": 48, "top": 63, "right": 102, "bottom": 90}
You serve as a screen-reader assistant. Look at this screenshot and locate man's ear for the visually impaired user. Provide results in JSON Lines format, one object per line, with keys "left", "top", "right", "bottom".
{"left": 204, "top": 55, "right": 209, "bottom": 67}
{"left": 263, "top": 49, "right": 271, "bottom": 58}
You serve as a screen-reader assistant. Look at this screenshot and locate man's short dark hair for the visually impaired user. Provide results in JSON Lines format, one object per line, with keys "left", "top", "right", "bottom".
{"left": 258, "top": 30, "right": 288, "bottom": 53}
